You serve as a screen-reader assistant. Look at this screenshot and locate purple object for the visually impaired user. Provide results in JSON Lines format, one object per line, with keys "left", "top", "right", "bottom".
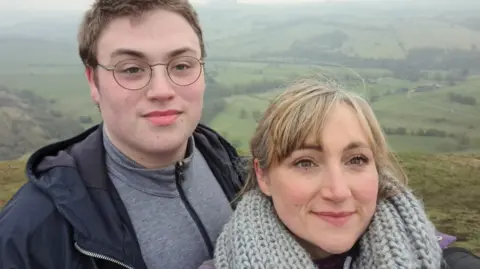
{"left": 436, "top": 231, "right": 457, "bottom": 249}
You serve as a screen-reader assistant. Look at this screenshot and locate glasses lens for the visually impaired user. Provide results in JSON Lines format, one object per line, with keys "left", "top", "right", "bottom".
{"left": 167, "top": 56, "right": 202, "bottom": 86}
{"left": 113, "top": 59, "right": 151, "bottom": 90}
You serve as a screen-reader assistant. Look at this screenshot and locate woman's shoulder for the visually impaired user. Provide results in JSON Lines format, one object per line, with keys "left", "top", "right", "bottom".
{"left": 443, "top": 247, "right": 480, "bottom": 269}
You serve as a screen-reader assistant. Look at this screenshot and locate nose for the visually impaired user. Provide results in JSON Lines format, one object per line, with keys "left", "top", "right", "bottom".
{"left": 318, "top": 165, "right": 352, "bottom": 202}
{"left": 145, "top": 66, "right": 175, "bottom": 101}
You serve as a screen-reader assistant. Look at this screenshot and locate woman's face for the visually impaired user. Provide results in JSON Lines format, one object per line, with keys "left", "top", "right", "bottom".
{"left": 255, "top": 103, "right": 379, "bottom": 259}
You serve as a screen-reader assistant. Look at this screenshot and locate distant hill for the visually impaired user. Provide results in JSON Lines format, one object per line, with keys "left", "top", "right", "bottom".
{"left": 0, "top": 85, "right": 85, "bottom": 160}
{"left": 0, "top": 36, "right": 78, "bottom": 65}
{"left": 207, "top": 71, "right": 480, "bottom": 153}
{"left": 203, "top": 6, "right": 480, "bottom": 60}
{"left": 1, "top": 3, "right": 480, "bottom": 64}
{"left": 0, "top": 3, "right": 479, "bottom": 153}
{"left": 0, "top": 17, "right": 80, "bottom": 41}
{"left": 1, "top": 151, "right": 479, "bottom": 253}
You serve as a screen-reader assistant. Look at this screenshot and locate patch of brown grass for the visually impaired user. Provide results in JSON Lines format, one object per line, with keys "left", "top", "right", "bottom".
{"left": 0, "top": 160, "right": 27, "bottom": 207}
{"left": 398, "top": 152, "right": 480, "bottom": 254}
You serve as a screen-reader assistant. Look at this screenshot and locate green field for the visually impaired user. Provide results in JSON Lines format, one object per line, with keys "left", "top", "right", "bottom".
{"left": 0, "top": 3, "right": 479, "bottom": 145}
{"left": 1, "top": 61, "right": 479, "bottom": 155}
{"left": 0, "top": 68, "right": 99, "bottom": 122}
{"left": 207, "top": 65, "right": 480, "bottom": 153}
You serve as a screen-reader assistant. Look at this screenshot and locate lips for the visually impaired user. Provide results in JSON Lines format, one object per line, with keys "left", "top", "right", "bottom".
{"left": 144, "top": 110, "right": 181, "bottom": 126}
{"left": 145, "top": 110, "right": 180, "bottom": 117}
{"left": 316, "top": 212, "right": 354, "bottom": 218}
{"left": 313, "top": 211, "right": 355, "bottom": 227}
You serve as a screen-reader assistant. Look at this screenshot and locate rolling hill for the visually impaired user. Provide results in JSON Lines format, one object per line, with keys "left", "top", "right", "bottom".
{"left": 0, "top": 86, "right": 86, "bottom": 160}
{"left": 1, "top": 2, "right": 480, "bottom": 155}
{"left": 206, "top": 60, "right": 480, "bottom": 153}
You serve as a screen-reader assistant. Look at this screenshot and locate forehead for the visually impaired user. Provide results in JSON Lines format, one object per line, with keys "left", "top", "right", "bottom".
{"left": 304, "top": 103, "right": 371, "bottom": 151}
{"left": 96, "top": 8, "right": 200, "bottom": 62}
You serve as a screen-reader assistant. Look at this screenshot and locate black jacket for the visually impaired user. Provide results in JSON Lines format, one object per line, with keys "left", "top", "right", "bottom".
{"left": 443, "top": 247, "right": 480, "bottom": 269}
{"left": 0, "top": 123, "right": 244, "bottom": 269}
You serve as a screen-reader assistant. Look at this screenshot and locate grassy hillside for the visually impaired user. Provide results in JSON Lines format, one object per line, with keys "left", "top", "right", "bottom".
{"left": 0, "top": 160, "right": 25, "bottom": 207}
{"left": 398, "top": 152, "right": 480, "bottom": 254}
{"left": 0, "top": 70, "right": 99, "bottom": 123}
{"left": 208, "top": 71, "right": 480, "bottom": 153}
{"left": 1, "top": 152, "right": 479, "bottom": 253}
{"left": 0, "top": 86, "right": 86, "bottom": 160}
{"left": 0, "top": 4, "right": 478, "bottom": 140}
{"left": 2, "top": 58, "right": 479, "bottom": 156}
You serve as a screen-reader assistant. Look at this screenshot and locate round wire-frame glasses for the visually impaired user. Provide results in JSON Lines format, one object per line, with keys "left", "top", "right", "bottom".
{"left": 97, "top": 56, "right": 205, "bottom": 90}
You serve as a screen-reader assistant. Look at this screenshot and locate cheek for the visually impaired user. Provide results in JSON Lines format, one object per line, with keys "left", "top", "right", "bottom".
{"left": 99, "top": 78, "right": 142, "bottom": 112}
{"left": 270, "top": 171, "right": 317, "bottom": 212}
{"left": 351, "top": 172, "right": 379, "bottom": 211}
{"left": 178, "top": 78, "right": 205, "bottom": 103}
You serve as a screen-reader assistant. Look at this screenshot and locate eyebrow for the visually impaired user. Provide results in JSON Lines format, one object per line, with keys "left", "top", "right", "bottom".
{"left": 109, "top": 47, "right": 198, "bottom": 61}
{"left": 300, "top": 141, "right": 370, "bottom": 152}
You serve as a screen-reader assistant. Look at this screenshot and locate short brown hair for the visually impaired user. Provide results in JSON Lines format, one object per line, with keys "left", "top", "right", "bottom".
{"left": 77, "top": 0, "right": 205, "bottom": 68}
{"left": 239, "top": 79, "right": 408, "bottom": 200}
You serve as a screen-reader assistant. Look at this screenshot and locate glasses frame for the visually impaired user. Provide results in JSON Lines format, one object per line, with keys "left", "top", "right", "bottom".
{"left": 97, "top": 56, "right": 205, "bottom": 90}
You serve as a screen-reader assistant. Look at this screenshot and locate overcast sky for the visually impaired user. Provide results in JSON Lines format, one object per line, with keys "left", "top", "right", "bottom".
{"left": 0, "top": 0, "right": 346, "bottom": 11}
{"left": 0, "top": 0, "right": 92, "bottom": 10}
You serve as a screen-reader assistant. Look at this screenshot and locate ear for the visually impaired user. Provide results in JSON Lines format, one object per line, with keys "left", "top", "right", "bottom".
{"left": 254, "top": 159, "right": 271, "bottom": 196}
{"left": 86, "top": 67, "right": 100, "bottom": 105}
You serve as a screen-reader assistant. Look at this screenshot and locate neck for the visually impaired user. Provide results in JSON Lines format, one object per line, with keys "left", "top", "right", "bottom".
{"left": 102, "top": 126, "right": 189, "bottom": 169}
{"left": 295, "top": 237, "right": 332, "bottom": 260}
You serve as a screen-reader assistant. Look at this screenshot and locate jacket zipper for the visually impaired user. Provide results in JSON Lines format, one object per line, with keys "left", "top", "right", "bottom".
{"left": 74, "top": 242, "right": 134, "bottom": 269}
{"left": 343, "top": 256, "right": 352, "bottom": 269}
{"left": 175, "top": 161, "right": 214, "bottom": 258}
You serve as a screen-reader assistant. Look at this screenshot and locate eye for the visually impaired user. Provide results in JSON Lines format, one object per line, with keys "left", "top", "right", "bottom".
{"left": 347, "top": 155, "right": 369, "bottom": 166}
{"left": 121, "top": 66, "right": 143, "bottom": 74}
{"left": 293, "top": 159, "right": 316, "bottom": 169}
{"left": 173, "top": 63, "right": 190, "bottom": 71}
{"left": 114, "top": 59, "right": 149, "bottom": 74}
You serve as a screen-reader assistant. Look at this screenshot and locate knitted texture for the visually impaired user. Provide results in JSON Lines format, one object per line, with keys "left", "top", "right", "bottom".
{"left": 214, "top": 180, "right": 443, "bottom": 269}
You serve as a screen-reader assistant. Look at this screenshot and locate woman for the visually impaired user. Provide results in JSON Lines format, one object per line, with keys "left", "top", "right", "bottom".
{"left": 201, "top": 79, "right": 479, "bottom": 269}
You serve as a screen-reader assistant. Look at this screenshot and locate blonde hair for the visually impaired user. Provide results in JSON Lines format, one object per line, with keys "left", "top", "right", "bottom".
{"left": 240, "top": 79, "right": 408, "bottom": 200}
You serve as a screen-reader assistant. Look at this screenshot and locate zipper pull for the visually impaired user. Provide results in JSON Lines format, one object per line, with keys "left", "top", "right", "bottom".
{"left": 175, "top": 161, "right": 185, "bottom": 182}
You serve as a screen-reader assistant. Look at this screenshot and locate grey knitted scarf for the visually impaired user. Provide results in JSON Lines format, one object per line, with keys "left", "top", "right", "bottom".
{"left": 214, "top": 182, "right": 443, "bottom": 269}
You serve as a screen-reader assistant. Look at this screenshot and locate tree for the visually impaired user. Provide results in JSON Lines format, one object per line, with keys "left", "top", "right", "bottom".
{"left": 239, "top": 108, "right": 247, "bottom": 119}
{"left": 252, "top": 111, "right": 262, "bottom": 122}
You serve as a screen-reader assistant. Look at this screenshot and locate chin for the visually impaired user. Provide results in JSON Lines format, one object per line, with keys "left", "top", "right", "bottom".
{"left": 320, "top": 242, "right": 355, "bottom": 255}
{"left": 146, "top": 135, "right": 187, "bottom": 150}
{"left": 309, "top": 236, "right": 358, "bottom": 257}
